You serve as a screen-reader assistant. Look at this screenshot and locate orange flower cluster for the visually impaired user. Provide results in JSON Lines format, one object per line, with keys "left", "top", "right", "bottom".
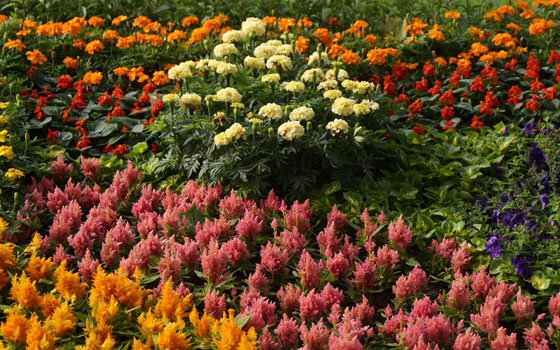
{"left": 346, "top": 20, "right": 369, "bottom": 37}
{"left": 405, "top": 18, "right": 428, "bottom": 37}
{"left": 367, "top": 47, "right": 398, "bottom": 65}
{"left": 529, "top": 18, "right": 555, "bottom": 35}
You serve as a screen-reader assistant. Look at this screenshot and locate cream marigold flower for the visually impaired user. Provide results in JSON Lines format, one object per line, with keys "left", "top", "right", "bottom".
{"left": 179, "top": 93, "right": 202, "bottom": 110}
{"left": 352, "top": 81, "right": 375, "bottom": 94}
{"left": 353, "top": 103, "right": 370, "bottom": 116}
{"left": 244, "top": 56, "right": 266, "bottom": 70}
{"left": 163, "top": 94, "right": 179, "bottom": 103}
{"left": 222, "top": 30, "right": 245, "bottom": 43}
{"left": 301, "top": 68, "right": 325, "bottom": 83}
{"left": 317, "top": 79, "right": 338, "bottom": 90}
{"left": 308, "top": 51, "right": 330, "bottom": 66}
{"left": 254, "top": 44, "right": 276, "bottom": 59}
{"left": 216, "top": 88, "right": 242, "bottom": 103}
{"left": 323, "top": 89, "right": 342, "bottom": 100}
{"left": 225, "top": 123, "right": 247, "bottom": 141}
{"left": 283, "top": 81, "right": 305, "bottom": 93}
{"left": 213, "top": 43, "right": 238, "bottom": 57}
{"left": 278, "top": 121, "right": 304, "bottom": 140}
{"left": 289, "top": 106, "right": 315, "bottom": 121}
{"left": 168, "top": 62, "right": 194, "bottom": 80}
{"left": 241, "top": 17, "right": 266, "bottom": 36}
{"left": 266, "top": 55, "right": 293, "bottom": 71}
{"left": 216, "top": 62, "right": 238, "bottom": 75}
{"left": 331, "top": 97, "right": 355, "bottom": 116}
{"left": 326, "top": 118, "right": 349, "bottom": 135}
{"left": 262, "top": 73, "right": 281, "bottom": 83}
{"left": 361, "top": 99, "right": 379, "bottom": 111}
{"left": 258, "top": 103, "right": 283, "bottom": 120}
{"left": 275, "top": 44, "right": 293, "bottom": 56}
{"left": 326, "top": 68, "right": 349, "bottom": 81}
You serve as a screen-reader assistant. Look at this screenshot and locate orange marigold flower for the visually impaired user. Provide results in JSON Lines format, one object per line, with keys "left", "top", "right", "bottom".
{"left": 405, "top": 17, "right": 428, "bottom": 36}
{"left": 3, "top": 39, "right": 26, "bottom": 52}
{"left": 182, "top": 16, "right": 199, "bottom": 27}
{"left": 167, "top": 29, "right": 186, "bottom": 42}
{"left": 25, "top": 254, "right": 53, "bottom": 281}
{"left": 63, "top": 57, "right": 78, "bottom": 69}
{"left": 483, "top": 10, "right": 503, "bottom": 22}
{"left": 492, "top": 32, "right": 518, "bottom": 47}
{"left": 497, "top": 5, "right": 516, "bottom": 16}
{"left": 128, "top": 66, "right": 145, "bottom": 82}
{"left": 313, "top": 28, "right": 330, "bottom": 44}
{"left": 529, "top": 18, "right": 555, "bottom": 35}
{"left": 367, "top": 47, "right": 398, "bottom": 65}
{"left": 262, "top": 16, "right": 277, "bottom": 27}
{"left": 428, "top": 24, "right": 445, "bottom": 40}
{"left": 10, "top": 273, "right": 41, "bottom": 308}
{"left": 445, "top": 11, "right": 461, "bottom": 19}
{"left": 188, "top": 26, "right": 211, "bottom": 44}
{"left": 365, "top": 33, "right": 378, "bottom": 45}
{"left": 514, "top": 1, "right": 530, "bottom": 9}
{"left": 26, "top": 49, "right": 47, "bottom": 65}
{"left": 83, "top": 71, "right": 103, "bottom": 85}
{"left": 63, "top": 17, "right": 86, "bottom": 36}
{"left": 203, "top": 18, "right": 222, "bottom": 34}
{"left": 470, "top": 42, "right": 490, "bottom": 56}
{"left": 85, "top": 40, "right": 104, "bottom": 55}
{"left": 434, "top": 57, "right": 447, "bottom": 67}
{"left": 328, "top": 43, "right": 346, "bottom": 59}
{"left": 0, "top": 14, "right": 8, "bottom": 24}
{"left": 0, "top": 310, "right": 29, "bottom": 343}
{"left": 88, "top": 16, "right": 104, "bottom": 27}
{"left": 116, "top": 35, "right": 137, "bottom": 48}
{"left": 102, "top": 29, "right": 119, "bottom": 41}
{"left": 133, "top": 15, "right": 152, "bottom": 28}
{"left": 153, "top": 71, "right": 169, "bottom": 86}
{"left": 341, "top": 50, "right": 361, "bottom": 64}
{"left": 346, "top": 20, "right": 369, "bottom": 37}
{"left": 329, "top": 17, "right": 341, "bottom": 26}
{"left": 73, "top": 39, "right": 86, "bottom": 49}
{"left": 144, "top": 21, "right": 161, "bottom": 33}
{"left": 297, "top": 17, "right": 313, "bottom": 28}
{"left": 36, "top": 22, "right": 62, "bottom": 36}
{"left": 295, "top": 36, "right": 310, "bottom": 53}
{"left": 520, "top": 9, "right": 535, "bottom": 19}
{"left": 505, "top": 22, "right": 522, "bottom": 34}
{"left": 468, "top": 27, "right": 488, "bottom": 41}
{"left": 112, "top": 15, "right": 128, "bottom": 26}
{"left": 278, "top": 18, "right": 296, "bottom": 32}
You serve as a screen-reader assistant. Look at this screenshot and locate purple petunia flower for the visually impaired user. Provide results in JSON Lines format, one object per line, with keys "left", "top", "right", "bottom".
{"left": 485, "top": 234, "right": 502, "bottom": 259}
{"left": 510, "top": 254, "right": 531, "bottom": 279}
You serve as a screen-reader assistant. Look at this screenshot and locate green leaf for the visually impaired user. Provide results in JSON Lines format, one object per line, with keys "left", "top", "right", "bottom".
{"left": 236, "top": 314, "right": 252, "bottom": 328}
{"left": 530, "top": 271, "right": 551, "bottom": 290}
{"left": 415, "top": 213, "right": 433, "bottom": 232}
{"left": 405, "top": 257, "right": 421, "bottom": 267}
{"left": 343, "top": 191, "right": 362, "bottom": 208}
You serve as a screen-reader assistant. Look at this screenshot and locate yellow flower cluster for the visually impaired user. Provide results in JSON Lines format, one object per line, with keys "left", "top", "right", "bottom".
{"left": 214, "top": 123, "right": 247, "bottom": 146}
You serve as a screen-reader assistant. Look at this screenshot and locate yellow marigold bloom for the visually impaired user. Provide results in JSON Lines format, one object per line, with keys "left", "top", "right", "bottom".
{"left": 102, "top": 29, "right": 119, "bottom": 41}
{"left": 54, "top": 260, "right": 85, "bottom": 300}
{"left": 182, "top": 16, "right": 199, "bottom": 27}
{"left": 529, "top": 18, "right": 555, "bottom": 35}
{"left": 0, "top": 242, "right": 16, "bottom": 268}
{"left": 4, "top": 168, "right": 24, "bottom": 181}
{"left": 26, "top": 314, "right": 55, "bottom": 350}
{"left": 85, "top": 40, "right": 104, "bottom": 54}
{"left": 428, "top": 24, "right": 445, "bottom": 40}
{"left": 39, "top": 294, "right": 61, "bottom": 317}
{"left": 341, "top": 50, "right": 361, "bottom": 64}
{"left": 10, "top": 273, "right": 41, "bottom": 308}
{"left": 445, "top": 11, "right": 461, "bottom": 19}
{"left": 492, "top": 32, "right": 517, "bottom": 47}
{"left": 25, "top": 254, "right": 53, "bottom": 281}
{"left": 83, "top": 71, "right": 103, "bottom": 85}
{"left": 0, "top": 310, "right": 29, "bottom": 343}
{"left": 46, "top": 300, "right": 76, "bottom": 335}
{"left": 0, "top": 102, "right": 8, "bottom": 109}
{"left": 434, "top": 57, "right": 447, "bottom": 67}
{"left": 3, "top": 39, "right": 26, "bottom": 52}
{"left": 155, "top": 279, "right": 191, "bottom": 321}
{"left": 405, "top": 17, "right": 428, "bottom": 36}
{"left": 189, "top": 307, "right": 216, "bottom": 339}
{"left": 0, "top": 145, "right": 14, "bottom": 159}
{"left": 26, "top": 49, "right": 48, "bottom": 65}
{"left": 133, "top": 15, "right": 152, "bottom": 28}
{"left": 113, "top": 67, "right": 129, "bottom": 76}
{"left": 88, "top": 16, "right": 104, "bottom": 27}
{"left": 112, "top": 15, "right": 128, "bottom": 26}
{"left": 506, "top": 22, "right": 522, "bottom": 34}
{"left": 0, "top": 130, "right": 8, "bottom": 142}
{"left": 156, "top": 322, "right": 191, "bottom": 350}
{"left": 63, "top": 57, "right": 78, "bottom": 69}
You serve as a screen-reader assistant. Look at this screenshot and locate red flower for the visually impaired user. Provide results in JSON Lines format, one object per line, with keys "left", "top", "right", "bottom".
{"left": 56, "top": 75, "right": 73, "bottom": 89}
{"left": 112, "top": 144, "right": 130, "bottom": 155}
{"left": 441, "top": 106, "right": 455, "bottom": 120}
{"left": 439, "top": 89, "right": 455, "bottom": 105}
{"left": 525, "top": 94, "right": 540, "bottom": 111}
{"left": 422, "top": 61, "right": 435, "bottom": 77}
{"left": 507, "top": 85, "right": 522, "bottom": 105}
{"left": 408, "top": 98, "right": 423, "bottom": 118}
{"left": 46, "top": 129, "right": 59, "bottom": 144}
{"left": 470, "top": 76, "right": 485, "bottom": 93}
{"left": 470, "top": 116, "right": 484, "bottom": 130}
{"left": 412, "top": 123, "right": 425, "bottom": 135}
{"left": 415, "top": 77, "right": 429, "bottom": 92}
{"left": 98, "top": 92, "right": 113, "bottom": 105}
